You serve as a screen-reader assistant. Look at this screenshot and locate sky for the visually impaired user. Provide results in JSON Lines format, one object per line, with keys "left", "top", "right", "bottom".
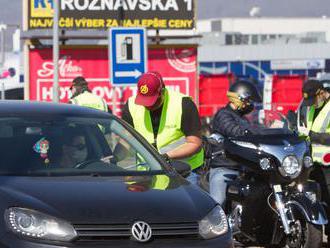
{"left": 1, "top": 0, "right": 330, "bottom": 51}
{"left": 198, "top": 0, "right": 330, "bottom": 19}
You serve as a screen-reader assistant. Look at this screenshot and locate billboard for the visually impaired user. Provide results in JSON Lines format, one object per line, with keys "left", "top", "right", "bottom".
{"left": 28, "top": 0, "right": 195, "bottom": 29}
{"left": 28, "top": 46, "right": 197, "bottom": 115}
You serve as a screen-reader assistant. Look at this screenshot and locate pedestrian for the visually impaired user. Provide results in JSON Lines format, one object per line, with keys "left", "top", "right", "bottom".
{"left": 122, "top": 71, "right": 204, "bottom": 184}
{"left": 301, "top": 79, "right": 330, "bottom": 245}
{"left": 69, "top": 76, "right": 110, "bottom": 113}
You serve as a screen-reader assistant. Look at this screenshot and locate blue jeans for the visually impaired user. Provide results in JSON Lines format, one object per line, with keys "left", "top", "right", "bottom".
{"left": 186, "top": 171, "right": 200, "bottom": 186}
{"left": 209, "top": 167, "right": 239, "bottom": 206}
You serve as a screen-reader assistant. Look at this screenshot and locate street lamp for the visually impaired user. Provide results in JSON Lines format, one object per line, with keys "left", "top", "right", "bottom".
{"left": 0, "top": 24, "right": 7, "bottom": 67}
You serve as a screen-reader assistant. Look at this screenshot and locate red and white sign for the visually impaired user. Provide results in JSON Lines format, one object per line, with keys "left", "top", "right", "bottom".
{"left": 29, "top": 47, "right": 197, "bottom": 115}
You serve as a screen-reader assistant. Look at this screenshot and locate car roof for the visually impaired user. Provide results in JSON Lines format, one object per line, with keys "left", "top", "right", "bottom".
{"left": 0, "top": 100, "right": 111, "bottom": 118}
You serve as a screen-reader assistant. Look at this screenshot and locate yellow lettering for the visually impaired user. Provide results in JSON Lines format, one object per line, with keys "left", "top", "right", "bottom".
{"left": 31, "top": 18, "right": 53, "bottom": 28}
{"left": 159, "top": 19, "right": 167, "bottom": 28}
{"left": 75, "top": 19, "right": 84, "bottom": 28}
{"left": 168, "top": 19, "right": 193, "bottom": 28}
{"left": 60, "top": 17, "right": 74, "bottom": 28}
{"left": 123, "top": 19, "right": 132, "bottom": 27}
{"left": 59, "top": 18, "right": 65, "bottom": 28}
{"left": 107, "top": 19, "right": 118, "bottom": 27}
{"left": 141, "top": 19, "right": 148, "bottom": 27}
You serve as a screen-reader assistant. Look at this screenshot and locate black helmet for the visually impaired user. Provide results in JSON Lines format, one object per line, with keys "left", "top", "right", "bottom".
{"left": 227, "top": 80, "right": 262, "bottom": 114}
{"left": 227, "top": 80, "right": 262, "bottom": 103}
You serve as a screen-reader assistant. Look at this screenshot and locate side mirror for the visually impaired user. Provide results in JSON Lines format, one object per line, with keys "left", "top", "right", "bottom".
{"left": 171, "top": 161, "right": 191, "bottom": 178}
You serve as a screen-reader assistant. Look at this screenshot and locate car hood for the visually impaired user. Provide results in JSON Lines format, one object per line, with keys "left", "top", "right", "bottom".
{"left": 0, "top": 175, "right": 215, "bottom": 224}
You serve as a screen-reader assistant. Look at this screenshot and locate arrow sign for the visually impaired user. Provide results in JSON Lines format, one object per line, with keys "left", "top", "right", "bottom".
{"left": 109, "top": 28, "right": 147, "bottom": 86}
{"left": 115, "top": 69, "right": 142, "bottom": 78}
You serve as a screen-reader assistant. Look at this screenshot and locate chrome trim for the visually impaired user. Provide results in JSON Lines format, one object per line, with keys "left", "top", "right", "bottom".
{"left": 273, "top": 187, "right": 291, "bottom": 234}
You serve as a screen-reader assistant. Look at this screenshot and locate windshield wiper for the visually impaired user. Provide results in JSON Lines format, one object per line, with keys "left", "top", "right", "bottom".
{"left": 74, "top": 155, "right": 116, "bottom": 169}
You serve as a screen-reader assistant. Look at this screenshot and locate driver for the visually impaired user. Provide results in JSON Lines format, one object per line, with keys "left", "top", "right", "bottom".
{"left": 209, "top": 80, "right": 262, "bottom": 206}
{"left": 60, "top": 131, "right": 88, "bottom": 168}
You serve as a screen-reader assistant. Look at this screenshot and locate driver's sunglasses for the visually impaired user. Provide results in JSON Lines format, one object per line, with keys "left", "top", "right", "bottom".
{"left": 239, "top": 94, "right": 253, "bottom": 104}
{"left": 71, "top": 144, "right": 86, "bottom": 150}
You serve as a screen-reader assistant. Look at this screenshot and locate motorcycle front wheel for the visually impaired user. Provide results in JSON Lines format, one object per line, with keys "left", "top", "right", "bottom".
{"left": 269, "top": 213, "right": 322, "bottom": 248}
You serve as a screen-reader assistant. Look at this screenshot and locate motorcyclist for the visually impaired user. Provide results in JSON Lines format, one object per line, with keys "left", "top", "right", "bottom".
{"left": 209, "top": 80, "right": 262, "bottom": 206}
{"left": 300, "top": 79, "right": 330, "bottom": 244}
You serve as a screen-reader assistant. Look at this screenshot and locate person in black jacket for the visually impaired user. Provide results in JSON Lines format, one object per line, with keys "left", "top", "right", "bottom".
{"left": 209, "top": 80, "right": 262, "bottom": 206}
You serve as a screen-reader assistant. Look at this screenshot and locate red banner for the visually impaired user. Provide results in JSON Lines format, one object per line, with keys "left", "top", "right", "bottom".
{"left": 29, "top": 46, "right": 197, "bottom": 115}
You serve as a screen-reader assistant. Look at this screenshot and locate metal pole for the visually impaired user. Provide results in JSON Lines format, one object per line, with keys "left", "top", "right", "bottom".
{"left": 112, "top": 87, "right": 117, "bottom": 116}
{"left": 0, "top": 30, "right": 4, "bottom": 66}
{"left": 1, "top": 82, "right": 4, "bottom": 100}
{"left": 52, "top": 0, "right": 59, "bottom": 103}
{"left": 0, "top": 25, "right": 6, "bottom": 101}
{"left": 111, "top": 5, "right": 124, "bottom": 116}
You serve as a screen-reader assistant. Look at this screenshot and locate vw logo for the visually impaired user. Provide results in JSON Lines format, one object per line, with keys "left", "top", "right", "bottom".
{"left": 131, "top": 221, "right": 152, "bottom": 242}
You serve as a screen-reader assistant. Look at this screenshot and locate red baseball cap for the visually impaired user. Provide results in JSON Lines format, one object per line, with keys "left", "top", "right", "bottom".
{"left": 135, "top": 72, "right": 164, "bottom": 107}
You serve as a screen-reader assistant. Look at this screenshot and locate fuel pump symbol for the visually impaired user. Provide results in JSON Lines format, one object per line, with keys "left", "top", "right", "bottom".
{"left": 121, "top": 37, "right": 133, "bottom": 60}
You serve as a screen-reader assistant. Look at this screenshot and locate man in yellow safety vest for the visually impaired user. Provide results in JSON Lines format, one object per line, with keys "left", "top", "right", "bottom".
{"left": 69, "top": 76, "right": 110, "bottom": 113}
{"left": 301, "top": 79, "right": 330, "bottom": 243}
{"left": 122, "top": 71, "right": 204, "bottom": 185}
{"left": 302, "top": 80, "right": 330, "bottom": 162}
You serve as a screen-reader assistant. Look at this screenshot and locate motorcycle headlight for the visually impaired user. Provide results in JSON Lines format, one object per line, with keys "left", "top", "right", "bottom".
{"left": 5, "top": 208, "right": 77, "bottom": 242}
{"left": 279, "top": 156, "right": 302, "bottom": 179}
{"left": 199, "top": 205, "right": 228, "bottom": 239}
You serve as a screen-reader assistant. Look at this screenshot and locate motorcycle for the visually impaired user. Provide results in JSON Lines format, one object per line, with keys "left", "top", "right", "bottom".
{"left": 200, "top": 110, "right": 328, "bottom": 248}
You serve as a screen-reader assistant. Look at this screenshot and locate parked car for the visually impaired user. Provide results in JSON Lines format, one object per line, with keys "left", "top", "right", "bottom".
{"left": 0, "top": 101, "right": 232, "bottom": 248}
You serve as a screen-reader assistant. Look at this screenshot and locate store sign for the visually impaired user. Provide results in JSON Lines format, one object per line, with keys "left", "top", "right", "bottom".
{"left": 271, "top": 59, "right": 325, "bottom": 70}
{"left": 29, "top": 47, "right": 197, "bottom": 115}
{"left": 28, "top": 0, "right": 195, "bottom": 29}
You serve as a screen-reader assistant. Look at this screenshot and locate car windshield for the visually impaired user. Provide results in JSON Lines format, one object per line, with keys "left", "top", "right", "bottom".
{"left": 0, "top": 116, "right": 164, "bottom": 176}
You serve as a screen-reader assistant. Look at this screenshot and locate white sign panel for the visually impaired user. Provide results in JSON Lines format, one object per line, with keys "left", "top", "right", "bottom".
{"left": 109, "top": 27, "right": 147, "bottom": 86}
{"left": 271, "top": 59, "right": 325, "bottom": 70}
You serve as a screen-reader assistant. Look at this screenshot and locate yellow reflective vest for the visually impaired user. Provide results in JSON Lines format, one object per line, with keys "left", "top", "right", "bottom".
{"left": 128, "top": 89, "right": 204, "bottom": 170}
{"left": 307, "top": 100, "right": 330, "bottom": 165}
{"left": 71, "top": 91, "right": 108, "bottom": 112}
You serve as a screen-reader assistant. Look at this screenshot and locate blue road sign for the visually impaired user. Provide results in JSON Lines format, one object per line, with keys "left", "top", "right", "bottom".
{"left": 109, "top": 27, "right": 147, "bottom": 86}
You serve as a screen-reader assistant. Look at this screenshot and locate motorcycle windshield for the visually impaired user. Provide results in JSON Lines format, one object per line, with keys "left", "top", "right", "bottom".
{"left": 245, "top": 109, "right": 293, "bottom": 136}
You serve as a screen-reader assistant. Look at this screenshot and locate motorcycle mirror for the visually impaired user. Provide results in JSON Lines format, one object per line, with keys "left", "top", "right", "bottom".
{"left": 171, "top": 161, "right": 191, "bottom": 178}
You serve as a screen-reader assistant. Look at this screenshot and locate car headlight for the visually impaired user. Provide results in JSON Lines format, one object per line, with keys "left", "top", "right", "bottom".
{"left": 199, "top": 205, "right": 228, "bottom": 239}
{"left": 279, "top": 156, "right": 302, "bottom": 179}
{"left": 5, "top": 208, "right": 77, "bottom": 242}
